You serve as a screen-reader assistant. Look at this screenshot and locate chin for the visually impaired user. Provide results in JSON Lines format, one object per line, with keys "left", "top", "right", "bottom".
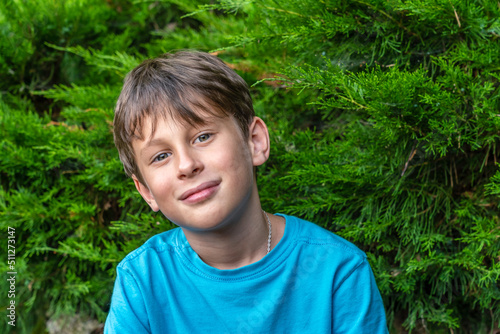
{"left": 161, "top": 187, "right": 253, "bottom": 232}
{"left": 162, "top": 209, "right": 230, "bottom": 232}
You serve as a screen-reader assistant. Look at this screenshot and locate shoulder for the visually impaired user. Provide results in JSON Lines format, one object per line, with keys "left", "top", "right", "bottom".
{"left": 280, "top": 214, "right": 367, "bottom": 264}
{"left": 282, "top": 214, "right": 365, "bottom": 254}
{"left": 277, "top": 214, "right": 376, "bottom": 296}
{"left": 116, "top": 227, "right": 184, "bottom": 270}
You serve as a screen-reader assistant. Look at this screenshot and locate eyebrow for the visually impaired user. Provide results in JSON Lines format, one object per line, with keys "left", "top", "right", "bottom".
{"left": 137, "top": 137, "right": 167, "bottom": 161}
{"left": 139, "top": 117, "right": 221, "bottom": 158}
{"left": 144, "top": 137, "right": 166, "bottom": 148}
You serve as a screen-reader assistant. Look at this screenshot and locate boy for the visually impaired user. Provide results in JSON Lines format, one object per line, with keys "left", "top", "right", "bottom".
{"left": 105, "top": 51, "right": 388, "bottom": 333}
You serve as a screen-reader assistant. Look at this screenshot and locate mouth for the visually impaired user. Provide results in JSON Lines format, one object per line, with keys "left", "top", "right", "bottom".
{"left": 179, "top": 180, "right": 221, "bottom": 204}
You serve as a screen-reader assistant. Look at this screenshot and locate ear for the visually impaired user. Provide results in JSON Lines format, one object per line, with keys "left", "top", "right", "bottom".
{"left": 248, "top": 117, "right": 270, "bottom": 167}
{"left": 132, "top": 175, "right": 160, "bottom": 212}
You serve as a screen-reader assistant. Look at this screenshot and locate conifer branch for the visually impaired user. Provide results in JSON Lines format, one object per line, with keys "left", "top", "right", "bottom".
{"left": 256, "top": 4, "right": 309, "bottom": 18}
{"left": 447, "top": 0, "right": 461, "bottom": 28}
{"left": 354, "top": 0, "right": 421, "bottom": 39}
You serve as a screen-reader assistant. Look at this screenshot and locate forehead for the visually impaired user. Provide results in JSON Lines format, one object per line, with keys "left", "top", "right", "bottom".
{"left": 131, "top": 101, "right": 229, "bottom": 142}
{"left": 133, "top": 109, "right": 244, "bottom": 146}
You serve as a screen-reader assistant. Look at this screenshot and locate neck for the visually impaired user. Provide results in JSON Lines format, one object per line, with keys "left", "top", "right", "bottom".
{"left": 182, "top": 195, "right": 269, "bottom": 270}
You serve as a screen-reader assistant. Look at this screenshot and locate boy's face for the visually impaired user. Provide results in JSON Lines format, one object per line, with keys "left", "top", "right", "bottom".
{"left": 131, "top": 111, "right": 269, "bottom": 232}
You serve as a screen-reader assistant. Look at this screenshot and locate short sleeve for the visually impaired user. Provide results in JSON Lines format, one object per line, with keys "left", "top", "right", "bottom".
{"left": 332, "top": 258, "right": 389, "bottom": 333}
{"left": 104, "top": 267, "right": 151, "bottom": 334}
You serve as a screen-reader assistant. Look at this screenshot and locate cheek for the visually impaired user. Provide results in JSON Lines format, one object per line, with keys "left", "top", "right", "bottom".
{"left": 227, "top": 145, "right": 253, "bottom": 174}
{"left": 210, "top": 143, "right": 253, "bottom": 183}
{"left": 148, "top": 170, "right": 173, "bottom": 196}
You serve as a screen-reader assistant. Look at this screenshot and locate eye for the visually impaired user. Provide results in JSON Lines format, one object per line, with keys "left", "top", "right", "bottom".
{"left": 195, "top": 133, "right": 211, "bottom": 143}
{"left": 153, "top": 152, "right": 171, "bottom": 163}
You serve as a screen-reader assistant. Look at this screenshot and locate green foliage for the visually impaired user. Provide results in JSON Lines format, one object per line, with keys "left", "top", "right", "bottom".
{"left": 1, "top": 0, "right": 499, "bottom": 333}
{"left": 0, "top": 0, "right": 194, "bottom": 100}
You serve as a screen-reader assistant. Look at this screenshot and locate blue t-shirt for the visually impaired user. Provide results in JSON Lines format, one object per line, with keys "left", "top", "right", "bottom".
{"left": 105, "top": 214, "right": 388, "bottom": 333}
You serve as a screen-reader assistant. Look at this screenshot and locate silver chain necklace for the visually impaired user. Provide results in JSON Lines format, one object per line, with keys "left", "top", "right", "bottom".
{"left": 263, "top": 211, "right": 272, "bottom": 254}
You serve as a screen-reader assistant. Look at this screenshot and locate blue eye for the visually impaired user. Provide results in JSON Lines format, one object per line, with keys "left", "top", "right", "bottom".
{"left": 153, "top": 152, "right": 170, "bottom": 162}
{"left": 196, "top": 134, "right": 211, "bottom": 143}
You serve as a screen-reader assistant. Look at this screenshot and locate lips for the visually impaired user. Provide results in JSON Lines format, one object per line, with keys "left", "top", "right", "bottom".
{"left": 179, "top": 180, "right": 221, "bottom": 203}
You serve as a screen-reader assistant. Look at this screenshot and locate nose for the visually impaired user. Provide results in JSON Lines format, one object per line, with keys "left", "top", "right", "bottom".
{"left": 176, "top": 148, "right": 203, "bottom": 179}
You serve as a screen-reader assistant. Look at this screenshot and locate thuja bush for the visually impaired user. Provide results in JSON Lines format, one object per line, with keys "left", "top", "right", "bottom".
{"left": 188, "top": 0, "right": 500, "bottom": 332}
{"left": 0, "top": 0, "right": 195, "bottom": 110}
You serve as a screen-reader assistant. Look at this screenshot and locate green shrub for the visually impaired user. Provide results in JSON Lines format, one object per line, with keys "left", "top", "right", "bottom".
{"left": 0, "top": 0, "right": 195, "bottom": 106}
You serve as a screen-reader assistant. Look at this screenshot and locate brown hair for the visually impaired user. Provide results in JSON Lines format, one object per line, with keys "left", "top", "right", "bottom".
{"left": 113, "top": 51, "right": 255, "bottom": 184}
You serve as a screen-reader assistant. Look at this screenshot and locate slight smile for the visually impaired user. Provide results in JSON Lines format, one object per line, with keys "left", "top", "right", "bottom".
{"left": 179, "top": 180, "right": 221, "bottom": 204}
